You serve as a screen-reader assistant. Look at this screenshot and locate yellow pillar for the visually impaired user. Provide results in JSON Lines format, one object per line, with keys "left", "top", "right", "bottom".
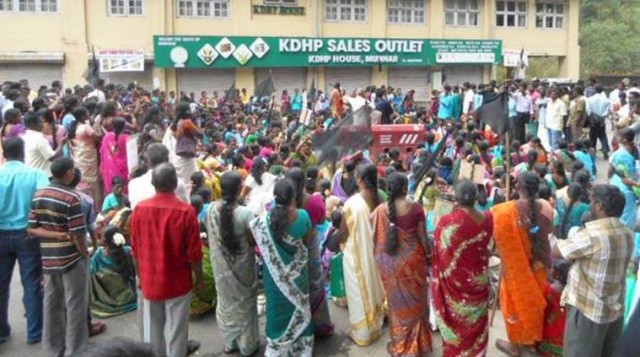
{"left": 560, "top": 0, "right": 580, "bottom": 79}
{"left": 317, "top": 67, "right": 326, "bottom": 94}
{"left": 236, "top": 67, "right": 254, "bottom": 94}
{"left": 371, "top": 65, "right": 387, "bottom": 87}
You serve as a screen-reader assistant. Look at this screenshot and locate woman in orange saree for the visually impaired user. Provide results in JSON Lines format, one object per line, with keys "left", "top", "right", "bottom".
{"left": 492, "top": 171, "right": 553, "bottom": 356}
{"left": 432, "top": 180, "right": 493, "bottom": 357}
{"left": 372, "top": 172, "right": 432, "bottom": 356}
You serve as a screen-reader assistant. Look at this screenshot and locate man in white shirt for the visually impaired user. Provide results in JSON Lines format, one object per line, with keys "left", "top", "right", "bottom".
{"left": 545, "top": 88, "right": 567, "bottom": 149}
{"left": 345, "top": 89, "right": 370, "bottom": 113}
{"left": 462, "top": 82, "right": 475, "bottom": 116}
{"left": 22, "top": 111, "right": 64, "bottom": 176}
{"left": 86, "top": 79, "right": 106, "bottom": 103}
{"left": 128, "top": 143, "right": 190, "bottom": 209}
{"left": 609, "top": 82, "right": 625, "bottom": 107}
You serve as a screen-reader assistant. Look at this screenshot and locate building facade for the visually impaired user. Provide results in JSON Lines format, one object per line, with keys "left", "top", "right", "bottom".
{"left": 0, "top": 0, "right": 579, "bottom": 101}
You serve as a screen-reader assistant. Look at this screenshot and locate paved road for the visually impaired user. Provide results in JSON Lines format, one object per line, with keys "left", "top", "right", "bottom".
{"left": 0, "top": 264, "right": 509, "bottom": 356}
{"left": 0, "top": 157, "right": 610, "bottom": 357}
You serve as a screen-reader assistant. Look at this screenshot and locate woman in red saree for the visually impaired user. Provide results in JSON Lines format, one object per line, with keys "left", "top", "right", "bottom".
{"left": 330, "top": 83, "right": 345, "bottom": 120}
{"left": 432, "top": 180, "right": 493, "bottom": 357}
{"left": 372, "top": 172, "right": 432, "bottom": 357}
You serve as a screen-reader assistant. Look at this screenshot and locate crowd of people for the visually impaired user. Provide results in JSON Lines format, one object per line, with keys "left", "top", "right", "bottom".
{"left": 0, "top": 74, "right": 640, "bottom": 357}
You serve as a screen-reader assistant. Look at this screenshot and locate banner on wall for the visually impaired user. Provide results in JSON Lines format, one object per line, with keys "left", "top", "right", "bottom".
{"left": 98, "top": 49, "right": 145, "bottom": 72}
{"left": 153, "top": 36, "right": 502, "bottom": 69}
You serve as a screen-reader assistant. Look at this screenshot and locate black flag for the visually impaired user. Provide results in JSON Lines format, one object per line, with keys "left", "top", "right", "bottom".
{"left": 222, "top": 80, "right": 236, "bottom": 104}
{"left": 83, "top": 47, "right": 100, "bottom": 85}
{"left": 313, "top": 106, "right": 373, "bottom": 164}
{"left": 475, "top": 90, "right": 510, "bottom": 135}
{"left": 254, "top": 75, "right": 276, "bottom": 100}
{"left": 307, "top": 78, "right": 316, "bottom": 104}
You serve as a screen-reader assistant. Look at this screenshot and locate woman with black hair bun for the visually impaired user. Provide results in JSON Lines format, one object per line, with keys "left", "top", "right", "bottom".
{"left": 432, "top": 179, "right": 494, "bottom": 356}
{"left": 89, "top": 225, "right": 137, "bottom": 318}
{"left": 331, "top": 159, "right": 358, "bottom": 203}
{"left": 339, "top": 163, "right": 385, "bottom": 346}
{"left": 286, "top": 168, "right": 334, "bottom": 337}
{"left": 371, "top": 172, "right": 432, "bottom": 355}
{"left": 492, "top": 171, "right": 554, "bottom": 356}
{"left": 205, "top": 171, "right": 259, "bottom": 356}
{"left": 249, "top": 178, "right": 314, "bottom": 355}
{"left": 241, "top": 156, "right": 277, "bottom": 216}
{"left": 69, "top": 106, "right": 102, "bottom": 209}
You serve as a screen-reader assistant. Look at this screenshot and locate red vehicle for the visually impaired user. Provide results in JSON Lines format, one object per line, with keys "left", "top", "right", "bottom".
{"left": 371, "top": 124, "right": 427, "bottom": 161}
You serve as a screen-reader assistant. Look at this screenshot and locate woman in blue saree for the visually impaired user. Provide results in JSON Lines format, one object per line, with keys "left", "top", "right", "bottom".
{"left": 608, "top": 128, "right": 638, "bottom": 231}
{"left": 250, "top": 178, "right": 314, "bottom": 356}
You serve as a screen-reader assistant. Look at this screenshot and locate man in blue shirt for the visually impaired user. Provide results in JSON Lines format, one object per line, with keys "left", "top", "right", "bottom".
{"left": 437, "top": 85, "right": 454, "bottom": 121}
{"left": 586, "top": 85, "right": 612, "bottom": 159}
{"left": 0, "top": 137, "right": 49, "bottom": 345}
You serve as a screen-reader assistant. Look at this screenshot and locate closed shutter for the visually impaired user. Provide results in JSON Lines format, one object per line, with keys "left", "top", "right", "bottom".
{"left": 325, "top": 67, "right": 372, "bottom": 94}
{"left": 443, "top": 65, "right": 483, "bottom": 87}
{"left": 255, "top": 68, "right": 307, "bottom": 96}
{"left": 177, "top": 69, "right": 235, "bottom": 96}
{"left": 101, "top": 65, "right": 153, "bottom": 89}
{"left": 0, "top": 64, "right": 63, "bottom": 88}
{"left": 387, "top": 67, "right": 430, "bottom": 103}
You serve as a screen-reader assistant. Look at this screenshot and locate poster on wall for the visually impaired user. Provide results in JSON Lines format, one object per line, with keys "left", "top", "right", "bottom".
{"left": 98, "top": 49, "right": 145, "bottom": 72}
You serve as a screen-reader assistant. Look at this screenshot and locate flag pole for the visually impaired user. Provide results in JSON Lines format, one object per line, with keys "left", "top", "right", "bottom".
{"left": 490, "top": 130, "right": 510, "bottom": 327}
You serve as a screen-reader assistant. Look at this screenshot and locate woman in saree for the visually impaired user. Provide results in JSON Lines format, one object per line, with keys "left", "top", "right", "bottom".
{"left": 432, "top": 180, "right": 493, "bottom": 357}
{"left": 241, "top": 156, "right": 277, "bottom": 217}
{"left": 332, "top": 159, "right": 359, "bottom": 204}
{"left": 171, "top": 103, "right": 200, "bottom": 185}
{"left": 339, "top": 163, "right": 385, "bottom": 346}
{"left": 90, "top": 225, "right": 137, "bottom": 318}
{"left": 206, "top": 172, "right": 259, "bottom": 356}
{"left": 492, "top": 171, "right": 553, "bottom": 356}
{"left": 330, "top": 82, "right": 345, "bottom": 120}
{"left": 608, "top": 128, "right": 638, "bottom": 230}
{"left": 250, "top": 178, "right": 314, "bottom": 356}
{"left": 189, "top": 195, "right": 216, "bottom": 317}
{"left": 553, "top": 183, "right": 590, "bottom": 239}
{"left": 69, "top": 106, "right": 102, "bottom": 210}
{"left": 286, "top": 168, "right": 334, "bottom": 337}
{"left": 372, "top": 172, "right": 432, "bottom": 356}
{"left": 100, "top": 117, "right": 129, "bottom": 195}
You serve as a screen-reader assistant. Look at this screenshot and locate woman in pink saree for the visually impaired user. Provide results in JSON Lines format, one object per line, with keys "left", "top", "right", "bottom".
{"left": 69, "top": 107, "right": 102, "bottom": 210}
{"left": 100, "top": 118, "right": 129, "bottom": 195}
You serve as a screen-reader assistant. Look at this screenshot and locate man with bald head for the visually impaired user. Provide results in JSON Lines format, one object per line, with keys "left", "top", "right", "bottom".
{"left": 130, "top": 163, "right": 203, "bottom": 357}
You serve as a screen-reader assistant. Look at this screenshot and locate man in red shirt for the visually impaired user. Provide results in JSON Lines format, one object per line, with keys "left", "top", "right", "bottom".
{"left": 130, "top": 163, "right": 203, "bottom": 357}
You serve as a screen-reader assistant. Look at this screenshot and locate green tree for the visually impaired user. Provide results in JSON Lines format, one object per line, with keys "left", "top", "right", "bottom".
{"left": 580, "top": 0, "right": 640, "bottom": 77}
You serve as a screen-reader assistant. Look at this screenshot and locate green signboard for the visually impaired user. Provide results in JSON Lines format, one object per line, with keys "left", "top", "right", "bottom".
{"left": 153, "top": 36, "right": 502, "bottom": 69}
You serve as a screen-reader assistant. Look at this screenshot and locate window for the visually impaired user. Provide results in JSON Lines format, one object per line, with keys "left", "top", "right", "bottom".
{"left": 496, "top": 0, "right": 527, "bottom": 27}
{"left": 444, "top": 0, "right": 479, "bottom": 26}
{"left": 325, "top": 0, "right": 366, "bottom": 22}
{"left": 40, "top": 0, "right": 56, "bottom": 11}
{"left": 177, "top": 0, "right": 229, "bottom": 18}
{"left": 388, "top": 0, "right": 424, "bottom": 24}
{"left": 108, "top": 0, "right": 143, "bottom": 16}
{"left": 0, "top": 0, "right": 57, "bottom": 12}
{"left": 535, "top": 0, "right": 564, "bottom": 28}
{"left": 263, "top": 0, "right": 297, "bottom": 5}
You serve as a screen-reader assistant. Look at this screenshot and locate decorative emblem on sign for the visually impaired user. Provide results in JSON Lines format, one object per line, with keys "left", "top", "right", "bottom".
{"left": 169, "top": 46, "right": 189, "bottom": 67}
{"left": 233, "top": 44, "right": 253, "bottom": 65}
{"left": 250, "top": 37, "right": 270, "bottom": 58}
{"left": 215, "top": 37, "right": 235, "bottom": 59}
{"left": 197, "top": 44, "right": 218, "bottom": 65}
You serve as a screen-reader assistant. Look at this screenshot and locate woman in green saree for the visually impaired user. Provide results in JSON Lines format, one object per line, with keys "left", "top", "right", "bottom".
{"left": 90, "top": 225, "right": 137, "bottom": 318}
{"left": 250, "top": 178, "right": 314, "bottom": 356}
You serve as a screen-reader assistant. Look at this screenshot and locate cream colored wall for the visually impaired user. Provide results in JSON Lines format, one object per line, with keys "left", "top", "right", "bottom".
{"left": 0, "top": 0, "right": 580, "bottom": 90}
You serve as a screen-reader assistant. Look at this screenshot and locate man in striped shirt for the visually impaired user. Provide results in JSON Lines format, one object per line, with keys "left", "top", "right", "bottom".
{"left": 28, "top": 157, "right": 89, "bottom": 357}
